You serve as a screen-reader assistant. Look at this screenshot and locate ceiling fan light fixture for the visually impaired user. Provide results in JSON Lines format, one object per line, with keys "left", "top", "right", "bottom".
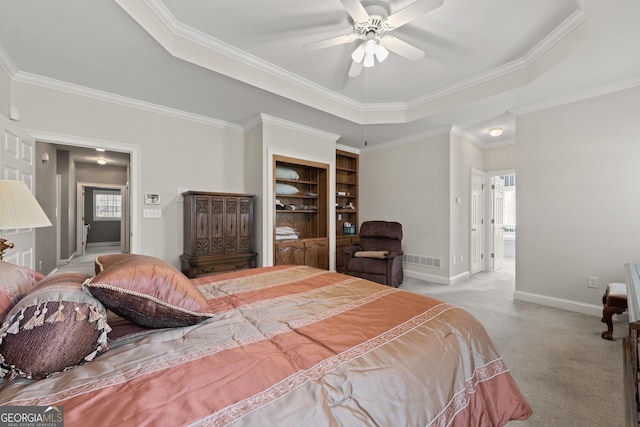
{"left": 363, "top": 53, "right": 375, "bottom": 68}
{"left": 364, "top": 39, "right": 377, "bottom": 55}
{"left": 375, "top": 43, "right": 389, "bottom": 62}
{"left": 351, "top": 44, "right": 366, "bottom": 63}
{"left": 489, "top": 127, "right": 504, "bottom": 137}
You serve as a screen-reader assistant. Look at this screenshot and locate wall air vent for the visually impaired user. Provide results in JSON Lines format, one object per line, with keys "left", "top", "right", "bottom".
{"left": 403, "top": 254, "right": 442, "bottom": 269}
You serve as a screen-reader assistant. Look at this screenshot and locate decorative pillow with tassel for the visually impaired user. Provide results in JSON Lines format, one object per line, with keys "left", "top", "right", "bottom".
{"left": 0, "top": 273, "right": 110, "bottom": 380}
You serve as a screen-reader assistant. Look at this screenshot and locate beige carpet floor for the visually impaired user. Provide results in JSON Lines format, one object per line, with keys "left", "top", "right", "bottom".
{"left": 401, "top": 258, "right": 625, "bottom": 427}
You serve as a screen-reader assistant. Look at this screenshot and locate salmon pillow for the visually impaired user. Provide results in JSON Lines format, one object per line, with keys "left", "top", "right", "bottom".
{"left": 84, "top": 254, "right": 213, "bottom": 328}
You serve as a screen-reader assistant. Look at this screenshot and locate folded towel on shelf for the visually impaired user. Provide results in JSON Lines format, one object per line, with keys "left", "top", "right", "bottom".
{"left": 276, "top": 226, "right": 298, "bottom": 235}
{"left": 275, "top": 234, "right": 299, "bottom": 241}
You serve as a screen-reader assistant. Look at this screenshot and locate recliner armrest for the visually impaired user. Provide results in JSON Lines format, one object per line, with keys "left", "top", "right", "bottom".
{"left": 344, "top": 245, "right": 362, "bottom": 257}
{"left": 386, "top": 250, "right": 403, "bottom": 259}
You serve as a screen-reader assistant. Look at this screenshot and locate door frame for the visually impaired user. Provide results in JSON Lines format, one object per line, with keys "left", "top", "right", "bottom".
{"left": 27, "top": 131, "right": 141, "bottom": 254}
{"left": 491, "top": 175, "right": 505, "bottom": 271}
{"left": 470, "top": 168, "right": 485, "bottom": 275}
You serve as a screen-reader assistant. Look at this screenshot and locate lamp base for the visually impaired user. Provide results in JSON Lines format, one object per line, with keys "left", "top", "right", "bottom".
{"left": 0, "top": 238, "right": 15, "bottom": 261}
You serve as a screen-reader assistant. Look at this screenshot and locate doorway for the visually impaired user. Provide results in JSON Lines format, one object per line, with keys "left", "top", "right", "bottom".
{"left": 78, "top": 183, "right": 129, "bottom": 254}
{"left": 31, "top": 131, "right": 141, "bottom": 260}
{"left": 489, "top": 171, "right": 515, "bottom": 272}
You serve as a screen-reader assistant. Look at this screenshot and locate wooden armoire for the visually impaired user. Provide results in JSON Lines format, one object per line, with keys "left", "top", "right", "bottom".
{"left": 180, "top": 191, "right": 256, "bottom": 278}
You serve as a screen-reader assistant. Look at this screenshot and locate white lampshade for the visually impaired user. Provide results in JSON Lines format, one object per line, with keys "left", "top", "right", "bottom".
{"left": 375, "top": 44, "right": 389, "bottom": 62}
{"left": 0, "top": 180, "right": 52, "bottom": 229}
{"left": 363, "top": 52, "right": 375, "bottom": 68}
{"left": 364, "top": 39, "right": 377, "bottom": 56}
{"left": 351, "top": 43, "right": 366, "bottom": 63}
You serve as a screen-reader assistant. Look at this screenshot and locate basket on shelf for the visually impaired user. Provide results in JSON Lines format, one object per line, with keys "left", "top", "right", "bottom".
{"left": 343, "top": 224, "right": 356, "bottom": 235}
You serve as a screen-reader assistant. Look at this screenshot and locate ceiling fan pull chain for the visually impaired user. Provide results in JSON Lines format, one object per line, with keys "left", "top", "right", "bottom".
{"left": 364, "top": 68, "right": 368, "bottom": 146}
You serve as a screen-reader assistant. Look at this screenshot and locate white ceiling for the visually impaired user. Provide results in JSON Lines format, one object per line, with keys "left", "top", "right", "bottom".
{"left": 0, "top": 0, "right": 639, "bottom": 150}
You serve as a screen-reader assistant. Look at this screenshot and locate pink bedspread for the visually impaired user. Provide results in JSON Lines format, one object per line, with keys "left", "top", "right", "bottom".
{"left": 0, "top": 265, "right": 532, "bottom": 426}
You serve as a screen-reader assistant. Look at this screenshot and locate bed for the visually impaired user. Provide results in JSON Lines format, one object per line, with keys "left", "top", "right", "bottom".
{"left": 0, "top": 255, "right": 532, "bottom": 426}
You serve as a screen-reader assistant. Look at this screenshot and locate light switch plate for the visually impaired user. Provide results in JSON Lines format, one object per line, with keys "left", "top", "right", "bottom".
{"left": 143, "top": 208, "right": 162, "bottom": 218}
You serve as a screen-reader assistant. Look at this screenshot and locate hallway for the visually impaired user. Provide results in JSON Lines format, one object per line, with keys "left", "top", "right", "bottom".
{"left": 54, "top": 245, "right": 121, "bottom": 276}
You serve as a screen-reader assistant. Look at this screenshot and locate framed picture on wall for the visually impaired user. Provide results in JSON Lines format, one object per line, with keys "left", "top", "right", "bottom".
{"left": 144, "top": 193, "right": 160, "bottom": 205}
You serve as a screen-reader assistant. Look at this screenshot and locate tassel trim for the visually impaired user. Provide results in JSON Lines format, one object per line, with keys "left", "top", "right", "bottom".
{"left": 0, "top": 301, "right": 112, "bottom": 381}
{"left": 46, "top": 303, "right": 65, "bottom": 323}
{"left": 75, "top": 306, "right": 87, "bottom": 321}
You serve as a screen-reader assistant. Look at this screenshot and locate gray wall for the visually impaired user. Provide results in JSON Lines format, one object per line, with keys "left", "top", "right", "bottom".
{"left": 34, "top": 141, "right": 57, "bottom": 273}
{"left": 360, "top": 133, "right": 452, "bottom": 280}
{"left": 516, "top": 85, "right": 640, "bottom": 313}
{"left": 13, "top": 79, "right": 245, "bottom": 267}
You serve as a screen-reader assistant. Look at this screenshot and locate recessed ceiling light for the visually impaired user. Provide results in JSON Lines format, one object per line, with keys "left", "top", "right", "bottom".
{"left": 489, "top": 127, "right": 504, "bottom": 137}
{"left": 97, "top": 159, "right": 107, "bottom": 165}
{"left": 95, "top": 148, "right": 106, "bottom": 152}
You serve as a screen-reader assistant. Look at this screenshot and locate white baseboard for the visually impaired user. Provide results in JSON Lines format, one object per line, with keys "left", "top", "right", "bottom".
{"left": 405, "top": 269, "right": 470, "bottom": 286}
{"left": 514, "top": 290, "right": 602, "bottom": 317}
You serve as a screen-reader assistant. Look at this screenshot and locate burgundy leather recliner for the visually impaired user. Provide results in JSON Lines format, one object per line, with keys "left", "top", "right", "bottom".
{"left": 344, "top": 221, "right": 403, "bottom": 287}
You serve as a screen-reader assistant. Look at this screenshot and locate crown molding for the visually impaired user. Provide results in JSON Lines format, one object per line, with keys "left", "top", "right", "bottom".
{"left": 522, "top": 8, "right": 587, "bottom": 65}
{"left": 13, "top": 71, "right": 244, "bottom": 132}
{"left": 510, "top": 75, "right": 640, "bottom": 116}
{"left": 408, "top": 9, "right": 587, "bottom": 110}
{"left": 336, "top": 143, "right": 360, "bottom": 155}
{"left": 144, "top": 0, "right": 362, "bottom": 112}
{"left": 126, "top": 0, "right": 589, "bottom": 125}
{"left": 363, "top": 126, "right": 451, "bottom": 152}
{"left": 451, "top": 125, "right": 487, "bottom": 148}
{"left": 0, "top": 41, "right": 18, "bottom": 78}
{"left": 451, "top": 125, "right": 515, "bottom": 149}
{"left": 259, "top": 113, "right": 341, "bottom": 142}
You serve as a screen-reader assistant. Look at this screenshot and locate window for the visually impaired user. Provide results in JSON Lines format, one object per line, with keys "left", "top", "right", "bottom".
{"left": 94, "top": 190, "right": 121, "bottom": 221}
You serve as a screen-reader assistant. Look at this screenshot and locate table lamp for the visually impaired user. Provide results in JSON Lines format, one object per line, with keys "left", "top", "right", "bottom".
{"left": 0, "top": 180, "right": 52, "bottom": 260}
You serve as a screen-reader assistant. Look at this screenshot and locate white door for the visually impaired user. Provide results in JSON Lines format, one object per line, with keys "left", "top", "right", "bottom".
{"left": 0, "top": 114, "right": 38, "bottom": 268}
{"left": 492, "top": 176, "right": 505, "bottom": 271}
{"left": 470, "top": 170, "right": 484, "bottom": 274}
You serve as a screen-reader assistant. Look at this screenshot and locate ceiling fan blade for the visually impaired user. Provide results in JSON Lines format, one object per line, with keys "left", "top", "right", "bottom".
{"left": 304, "top": 34, "right": 356, "bottom": 50}
{"left": 381, "top": 35, "right": 425, "bottom": 61}
{"left": 339, "top": 0, "right": 370, "bottom": 23}
{"left": 348, "top": 60, "right": 363, "bottom": 77}
{"left": 383, "top": 0, "right": 444, "bottom": 30}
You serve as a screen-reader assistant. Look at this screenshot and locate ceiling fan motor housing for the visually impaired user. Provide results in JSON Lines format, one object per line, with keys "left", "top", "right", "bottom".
{"left": 354, "top": 5, "right": 390, "bottom": 37}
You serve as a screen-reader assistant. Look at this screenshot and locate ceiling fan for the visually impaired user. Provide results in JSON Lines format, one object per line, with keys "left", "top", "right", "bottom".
{"left": 304, "top": 0, "right": 444, "bottom": 77}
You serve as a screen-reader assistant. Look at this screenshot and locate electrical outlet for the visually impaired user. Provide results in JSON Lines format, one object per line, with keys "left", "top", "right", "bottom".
{"left": 452, "top": 256, "right": 456, "bottom": 265}
{"left": 588, "top": 276, "right": 599, "bottom": 289}
{"left": 460, "top": 255, "right": 464, "bottom": 263}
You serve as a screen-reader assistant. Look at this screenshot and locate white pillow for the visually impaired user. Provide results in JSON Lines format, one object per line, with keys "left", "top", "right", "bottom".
{"left": 275, "top": 167, "right": 300, "bottom": 180}
{"left": 276, "top": 183, "right": 300, "bottom": 195}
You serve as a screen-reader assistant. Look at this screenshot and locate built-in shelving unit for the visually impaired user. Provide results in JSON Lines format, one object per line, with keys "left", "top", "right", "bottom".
{"left": 335, "top": 150, "right": 359, "bottom": 272}
{"left": 273, "top": 155, "right": 329, "bottom": 269}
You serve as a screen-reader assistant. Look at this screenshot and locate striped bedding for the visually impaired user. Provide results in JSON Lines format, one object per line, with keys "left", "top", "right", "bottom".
{"left": 0, "top": 265, "right": 532, "bottom": 426}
